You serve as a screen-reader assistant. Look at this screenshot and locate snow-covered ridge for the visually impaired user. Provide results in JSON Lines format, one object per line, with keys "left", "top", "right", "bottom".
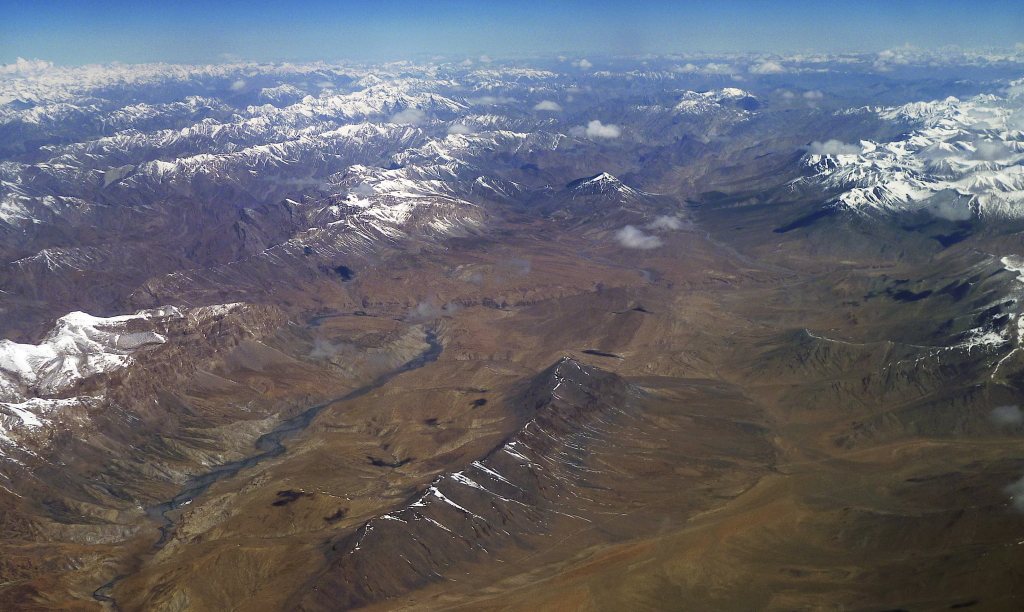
{"left": 0, "top": 307, "right": 179, "bottom": 404}
{"left": 0, "top": 305, "right": 271, "bottom": 457}
{"left": 797, "top": 93, "right": 1024, "bottom": 218}
{"left": 314, "top": 163, "right": 488, "bottom": 239}
{"left": 674, "top": 88, "right": 754, "bottom": 115}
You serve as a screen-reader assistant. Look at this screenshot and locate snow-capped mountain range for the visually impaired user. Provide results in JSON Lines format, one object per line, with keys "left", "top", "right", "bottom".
{"left": 798, "top": 84, "right": 1024, "bottom": 218}
{"left": 3, "top": 57, "right": 1024, "bottom": 464}
{"left": 1, "top": 60, "right": 738, "bottom": 461}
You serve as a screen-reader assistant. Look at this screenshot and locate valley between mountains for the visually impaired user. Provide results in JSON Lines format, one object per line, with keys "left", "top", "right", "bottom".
{"left": 2, "top": 56, "right": 1024, "bottom": 611}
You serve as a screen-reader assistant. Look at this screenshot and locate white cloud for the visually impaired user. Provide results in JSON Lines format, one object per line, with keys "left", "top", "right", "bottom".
{"left": 806, "top": 139, "right": 861, "bottom": 155}
{"left": 447, "top": 123, "right": 476, "bottom": 135}
{"left": 587, "top": 121, "right": 620, "bottom": 138}
{"left": 389, "top": 108, "right": 427, "bottom": 125}
{"left": 230, "top": 79, "right": 246, "bottom": 91}
{"left": 803, "top": 90, "right": 824, "bottom": 99}
{"left": 502, "top": 258, "right": 531, "bottom": 275}
{"left": 615, "top": 226, "right": 662, "bottom": 249}
{"left": 646, "top": 215, "right": 684, "bottom": 231}
{"left": 533, "top": 100, "right": 563, "bottom": 111}
{"left": 781, "top": 90, "right": 796, "bottom": 99}
{"left": 673, "top": 63, "right": 698, "bottom": 73}
{"left": 990, "top": 405, "right": 1023, "bottom": 426}
{"left": 407, "top": 298, "right": 460, "bottom": 321}
{"left": 460, "top": 59, "right": 474, "bottom": 66}
{"left": 570, "top": 120, "right": 621, "bottom": 139}
{"left": 973, "top": 139, "right": 1012, "bottom": 161}
{"left": 579, "top": 59, "right": 593, "bottom": 70}
{"left": 479, "top": 55, "right": 492, "bottom": 63}
{"left": 1006, "top": 476, "right": 1024, "bottom": 512}
{"left": 701, "top": 63, "right": 735, "bottom": 74}
{"left": 309, "top": 337, "right": 354, "bottom": 360}
{"left": 1, "top": 57, "right": 52, "bottom": 74}
{"left": 349, "top": 183, "right": 375, "bottom": 197}
{"left": 874, "top": 45, "right": 920, "bottom": 70}
{"left": 468, "top": 95, "right": 514, "bottom": 106}
{"left": 557, "top": 55, "right": 568, "bottom": 62}
{"left": 922, "top": 190, "right": 972, "bottom": 221}
{"left": 749, "top": 61, "right": 786, "bottom": 74}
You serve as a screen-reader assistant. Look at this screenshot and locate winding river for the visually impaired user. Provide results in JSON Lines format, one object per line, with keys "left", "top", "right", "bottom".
{"left": 93, "top": 326, "right": 443, "bottom": 609}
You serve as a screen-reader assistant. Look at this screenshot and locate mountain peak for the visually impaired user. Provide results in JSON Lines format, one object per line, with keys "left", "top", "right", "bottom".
{"left": 565, "top": 172, "right": 622, "bottom": 191}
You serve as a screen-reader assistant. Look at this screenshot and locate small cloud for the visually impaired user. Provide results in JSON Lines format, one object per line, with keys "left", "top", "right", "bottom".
{"left": 673, "top": 63, "right": 698, "bottom": 73}
{"left": 447, "top": 123, "right": 476, "bottom": 135}
{"left": 805, "top": 139, "right": 861, "bottom": 155}
{"left": 781, "top": 90, "right": 796, "bottom": 99}
{"left": 317, "top": 80, "right": 334, "bottom": 88}
{"left": 309, "top": 337, "right": 354, "bottom": 360}
{"left": 407, "top": 298, "right": 460, "bottom": 322}
{"left": 230, "top": 79, "right": 246, "bottom": 91}
{"left": 579, "top": 59, "right": 593, "bottom": 70}
{"left": 803, "top": 90, "right": 824, "bottom": 99}
{"left": 389, "top": 108, "right": 427, "bottom": 125}
{"left": 2, "top": 57, "right": 52, "bottom": 74}
{"left": 701, "top": 63, "right": 735, "bottom": 74}
{"left": 922, "top": 189, "right": 973, "bottom": 221}
{"left": 533, "top": 100, "right": 563, "bottom": 111}
{"left": 460, "top": 59, "right": 474, "bottom": 66}
{"left": 467, "top": 95, "right": 514, "bottom": 106}
{"left": 479, "top": 55, "right": 492, "bottom": 63}
{"left": 749, "top": 61, "right": 786, "bottom": 74}
{"left": 349, "top": 182, "right": 375, "bottom": 197}
{"left": 504, "top": 258, "right": 531, "bottom": 275}
{"left": 1006, "top": 476, "right": 1024, "bottom": 512}
{"left": 570, "top": 120, "right": 621, "bottom": 139}
{"left": 990, "top": 405, "right": 1023, "bottom": 426}
{"left": 973, "top": 139, "right": 1012, "bottom": 161}
{"left": 615, "top": 226, "right": 662, "bottom": 249}
{"left": 646, "top": 215, "right": 684, "bottom": 231}
{"left": 557, "top": 55, "right": 567, "bottom": 62}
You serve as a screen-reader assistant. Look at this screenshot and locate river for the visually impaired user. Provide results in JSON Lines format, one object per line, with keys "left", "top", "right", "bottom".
{"left": 93, "top": 326, "right": 443, "bottom": 609}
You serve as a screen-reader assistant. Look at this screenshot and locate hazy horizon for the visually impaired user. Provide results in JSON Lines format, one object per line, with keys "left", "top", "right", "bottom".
{"left": 3, "top": 0, "right": 1022, "bottom": 67}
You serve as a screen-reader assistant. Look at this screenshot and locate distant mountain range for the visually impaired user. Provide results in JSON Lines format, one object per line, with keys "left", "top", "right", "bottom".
{"left": 4, "top": 56, "right": 1024, "bottom": 612}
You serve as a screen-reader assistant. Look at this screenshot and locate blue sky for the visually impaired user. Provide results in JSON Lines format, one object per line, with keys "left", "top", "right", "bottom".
{"left": 1, "top": 0, "right": 1021, "bottom": 65}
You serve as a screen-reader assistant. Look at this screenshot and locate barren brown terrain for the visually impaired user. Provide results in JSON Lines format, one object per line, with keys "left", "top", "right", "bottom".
{"left": 8, "top": 204, "right": 1024, "bottom": 611}
{"left": 3, "top": 58, "right": 1024, "bottom": 612}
